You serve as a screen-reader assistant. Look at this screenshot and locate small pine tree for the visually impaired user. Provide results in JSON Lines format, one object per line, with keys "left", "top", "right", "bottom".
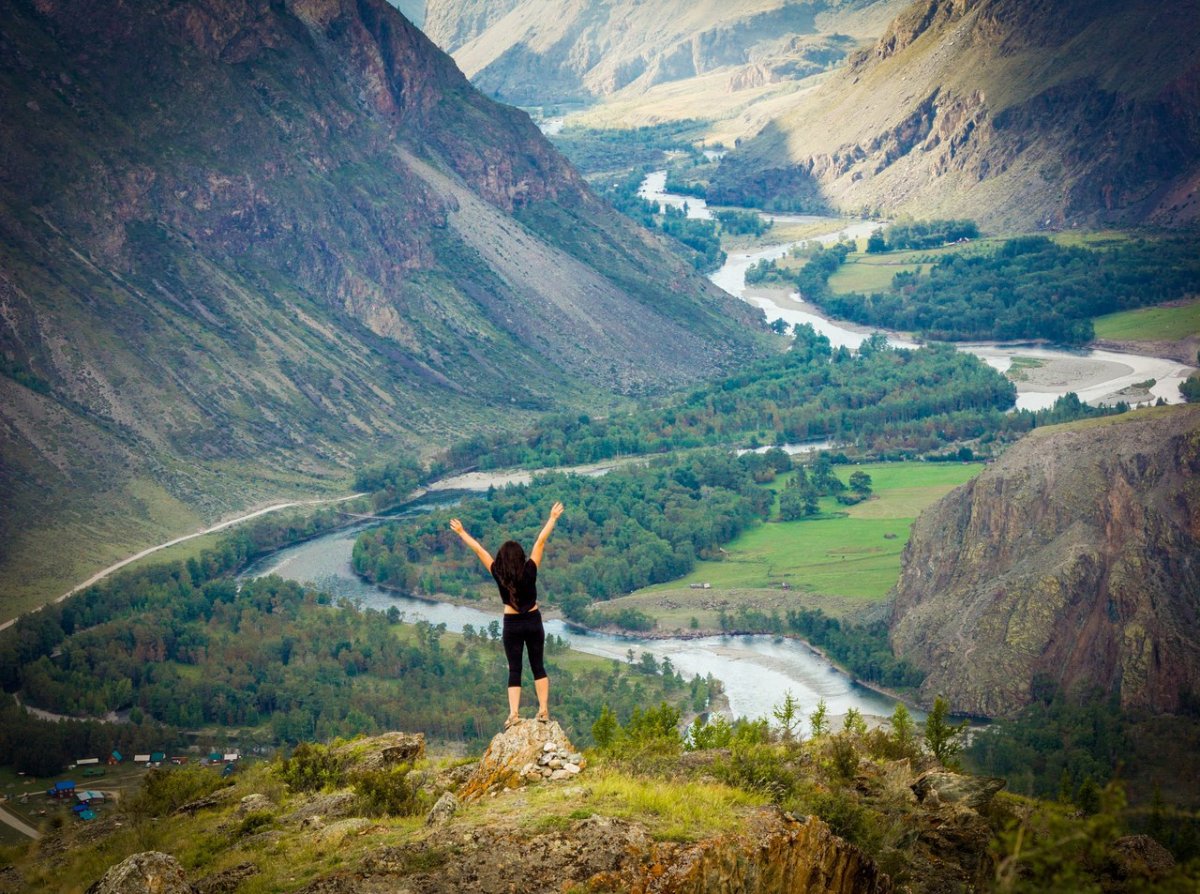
{"left": 923, "top": 696, "right": 969, "bottom": 768}
{"left": 809, "top": 698, "right": 829, "bottom": 737}
{"left": 592, "top": 704, "right": 619, "bottom": 750}
{"left": 772, "top": 690, "right": 803, "bottom": 741}
{"left": 890, "top": 702, "right": 916, "bottom": 755}
{"left": 843, "top": 707, "right": 867, "bottom": 736}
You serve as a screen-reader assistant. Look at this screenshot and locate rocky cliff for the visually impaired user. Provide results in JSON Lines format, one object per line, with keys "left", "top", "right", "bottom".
{"left": 889, "top": 405, "right": 1200, "bottom": 717}
{"left": 0, "top": 0, "right": 763, "bottom": 615}
{"left": 710, "top": 0, "right": 1200, "bottom": 228}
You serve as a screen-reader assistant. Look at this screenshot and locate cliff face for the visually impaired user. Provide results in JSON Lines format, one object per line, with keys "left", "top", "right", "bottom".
{"left": 889, "top": 406, "right": 1200, "bottom": 717}
{"left": 710, "top": 0, "right": 1200, "bottom": 228}
{"left": 0, "top": 0, "right": 762, "bottom": 614}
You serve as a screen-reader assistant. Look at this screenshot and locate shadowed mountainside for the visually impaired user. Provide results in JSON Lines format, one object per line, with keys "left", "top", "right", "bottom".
{"left": 889, "top": 405, "right": 1200, "bottom": 717}
{"left": 710, "top": 0, "right": 1200, "bottom": 228}
{"left": 0, "top": 0, "right": 763, "bottom": 616}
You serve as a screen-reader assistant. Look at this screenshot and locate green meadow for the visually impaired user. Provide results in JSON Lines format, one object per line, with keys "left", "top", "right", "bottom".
{"left": 1092, "top": 299, "right": 1200, "bottom": 342}
{"left": 601, "top": 461, "right": 983, "bottom": 629}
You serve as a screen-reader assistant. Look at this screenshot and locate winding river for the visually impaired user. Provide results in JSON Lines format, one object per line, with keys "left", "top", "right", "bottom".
{"left": 244, "top": 514, "right": 902, "bottom": 722}
{"left": 639, "top": 170, "right": 1193, "bottom": 410}
{"left": 242, "top": 175, "right": 1192, "bottom": 726}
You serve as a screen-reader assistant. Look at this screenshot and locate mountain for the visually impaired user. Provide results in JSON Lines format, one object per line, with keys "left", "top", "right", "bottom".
{"left": 0, "top": 0, "right": 764, "bottom": 617}
{"left": 420, "top": 0, "right": 907, "bottom": 107}
{"left": 709, "top": 0, "right": 1200, "bottom": 228}
{"left": 888, "top": 405, "right": 1200, "bottom": 718}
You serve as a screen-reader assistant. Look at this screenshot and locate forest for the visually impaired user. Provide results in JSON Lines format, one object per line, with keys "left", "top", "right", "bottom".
{"left": 755, "top": 234, "right": 1200, "bottom": 344}
{"left": 0, "top": 539, "right": 697, "bottom": 776}
{"left": 437, "top": 326, "right": 1117, "bottom": 473}
{"left": 353, "top": 449, "right": 773, "bottom": 619}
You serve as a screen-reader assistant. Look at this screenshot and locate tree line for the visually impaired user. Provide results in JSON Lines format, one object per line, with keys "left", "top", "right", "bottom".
{"left": 759, "top": 233, "right": 1200, "bottom": 345}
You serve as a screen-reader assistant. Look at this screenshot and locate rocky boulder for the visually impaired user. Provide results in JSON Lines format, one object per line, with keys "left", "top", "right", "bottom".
{"left": 331, "top": 731, "right": 425, "bottom": 772}
{"left": 459, "top": 719, "right": 583, "bottom": 800}
{"left": 86, "top": 851, "right": 195, "bottom": 894}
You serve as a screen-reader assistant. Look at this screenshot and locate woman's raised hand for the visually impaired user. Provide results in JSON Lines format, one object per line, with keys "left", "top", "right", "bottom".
{"left": 549, "top": 501, "right": 564, "bottom": 520}
{"left": 449, "top": 518, "right": 465, "bottom": 536}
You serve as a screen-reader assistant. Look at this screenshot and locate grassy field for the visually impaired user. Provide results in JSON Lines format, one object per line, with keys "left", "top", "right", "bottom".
{"left": 825, "top": 240, "right": 1006, "bottom": 295}
{"left": 1092, "top": 299, "right": 1200, "bottom": 342}
{"left": 599, "top": 461, "right": 983, "bottom": 631}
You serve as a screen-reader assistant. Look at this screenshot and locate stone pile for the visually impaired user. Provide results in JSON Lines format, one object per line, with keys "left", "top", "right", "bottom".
{"left": 520, "top": 740, "right": 585, "bottom": 782}
{"left": 458, "top": 719, "right": 583, "bottom": 800}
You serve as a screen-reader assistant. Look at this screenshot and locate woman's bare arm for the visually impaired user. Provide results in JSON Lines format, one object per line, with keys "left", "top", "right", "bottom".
{"left": 450, "top": 518, "right": 493, "bottom": 570}
{"left": 530, "top": 501, "right": 564, "bottom": 566}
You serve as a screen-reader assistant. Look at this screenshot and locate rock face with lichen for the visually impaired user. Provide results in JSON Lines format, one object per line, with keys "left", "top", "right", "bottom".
{"left": 889, "top": 406, "right": 1200, "bottom": 717}
{"left": 459, "top": 719, "right": 584, "bottom": 800}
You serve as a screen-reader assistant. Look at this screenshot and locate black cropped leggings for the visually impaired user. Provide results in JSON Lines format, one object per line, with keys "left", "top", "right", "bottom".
{"left": 502, "top": 609, "right": 547, "bottom": 687}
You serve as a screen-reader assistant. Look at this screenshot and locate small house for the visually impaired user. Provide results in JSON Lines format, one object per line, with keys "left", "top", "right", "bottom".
{"left": 82, "top": 767, "right": 106, "bottom": 778}
{"left": 150, "top": 752, "right": 166, "bottom": 765}
{"left": 75, "top": 758, "right": 100, "bottom": 767}
{"left": 207, "top": 752, "right": 223, "bottom": 763}
{"left": 48, "top": 780, "right": 75, "bottom": 798}
{"left": 134, "top": 754, "right": 151, "bottom": 763}
{"left": 170, "top": 756, "right": 188, "bottom": 765}
{"left": 76, "top": 790, "right": 105, "bottom": 804}
{"left": 108, "top": 750, "right": 122, "bottom": 765}
{"left": 223, "top": 752, "right": 240, "bottom": 762}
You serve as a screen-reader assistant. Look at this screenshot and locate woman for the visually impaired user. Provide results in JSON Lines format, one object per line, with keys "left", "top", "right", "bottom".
{"left": 450, "top": 500, "right": 563, "bottom": 729}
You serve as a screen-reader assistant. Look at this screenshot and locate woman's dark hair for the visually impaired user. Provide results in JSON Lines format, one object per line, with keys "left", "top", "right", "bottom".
{"left": 492, "top": 540, "right": 527, "bottom": 602}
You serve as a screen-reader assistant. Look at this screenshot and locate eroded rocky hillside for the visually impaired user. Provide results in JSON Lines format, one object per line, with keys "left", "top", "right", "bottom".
{"left": 889, "top": 405, "right": 1200, "bottom": 717}
{"left": 0, "top": 0, "right": 763, "bottom": 613}
{"left": 710, "top": 0, "right": 1200, "bottom": 227}
{"left": 421, "top": 0, "right": 905, "bottom": 106}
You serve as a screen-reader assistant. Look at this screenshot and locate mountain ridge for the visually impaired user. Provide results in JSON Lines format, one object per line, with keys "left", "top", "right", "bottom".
{"left": 0, "top": 0, "right": 764, "bottom": 616}
{"left": 709, "top": 0, "right": 1200, "bottom": 227}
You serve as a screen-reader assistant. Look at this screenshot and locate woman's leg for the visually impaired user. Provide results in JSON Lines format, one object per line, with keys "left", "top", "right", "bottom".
{"left": 502, "top": 619, "right": 524, "bottom": 721}
{"left": 527, "top": 615, "right": 549, "bottom": 719}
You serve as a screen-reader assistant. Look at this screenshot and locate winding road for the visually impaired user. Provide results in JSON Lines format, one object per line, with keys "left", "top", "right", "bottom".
{"left": 0, "top": 493, "right": 364, "bottom": 631}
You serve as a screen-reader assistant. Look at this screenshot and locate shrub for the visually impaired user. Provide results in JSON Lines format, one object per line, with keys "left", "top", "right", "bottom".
{"left": 353, "top": 765, "right": 423, "bottom": 817}
{"left": 277, "top": 742, "right": 343, "bottom": 792}
{"left": 715, "top": 743, "right": 797, "bottom": 802}
{"left": 127, "top": 765, "right": 230, "bottom": 817}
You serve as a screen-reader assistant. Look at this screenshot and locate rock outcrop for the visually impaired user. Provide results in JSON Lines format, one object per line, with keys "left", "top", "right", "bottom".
{"left": 592, "top": 808, "right": 892, "bottom": 894}
{"left": 459, "top": 719, "right": 583, "bottom": 799}
{"left": 710, "top": 0, "right": 1200, "bottom": 228}
{"left": 889, "top": 406, "right": 1200, "bottom": 716}
{"left": 86, "top": 851, "right": 196, "bottom": 894}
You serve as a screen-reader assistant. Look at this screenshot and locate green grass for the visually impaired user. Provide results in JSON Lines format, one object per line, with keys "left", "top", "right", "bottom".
{"left": 1092, "top": 299, "right": 1200, "bottom": 342}
{"left": 826, "top": 240, "right": 1004, "bottom": 295}
{"left": 583, "top": 768, "right": 768, "bottom": 841}
{"left": 609, "top": 462, "right": 982, "bottom": 626}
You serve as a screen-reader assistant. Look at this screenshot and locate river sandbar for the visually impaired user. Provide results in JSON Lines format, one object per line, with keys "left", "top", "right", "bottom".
{"left": 1009, "top": 356, "right": 1134, "bottom": 393}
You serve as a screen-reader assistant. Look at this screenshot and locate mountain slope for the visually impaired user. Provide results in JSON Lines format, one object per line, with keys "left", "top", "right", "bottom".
{"left": 710, "top": 0, "right": 1200, "bottom": 227}
{"left": 0, "top": 0, "right": 763, "bottom": 616}
{"left": 422, "top": 0, "right": 906, "bottom": 107}
{"left": 888, "top": 405, "right": 1200, "bottom": 717}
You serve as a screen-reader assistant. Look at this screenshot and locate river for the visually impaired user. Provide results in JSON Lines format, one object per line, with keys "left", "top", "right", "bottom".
{"left": 638, "top": 170, "right": 1194, "bottom": 410}
{"left": 244, "top": 508, "right": 902, "bottom": 723}
{"left": 241, "top": 175, "right": 1191, "bottom": 728}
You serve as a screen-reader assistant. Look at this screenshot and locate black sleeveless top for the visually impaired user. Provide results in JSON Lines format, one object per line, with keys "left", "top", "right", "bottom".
{"left": 492, "top": 559, "right": 538, "bottom": 613}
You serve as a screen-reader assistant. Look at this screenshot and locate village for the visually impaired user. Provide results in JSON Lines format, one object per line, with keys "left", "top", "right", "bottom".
{"left": 0, "top": 747, "right": 246, "bottom": 843}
